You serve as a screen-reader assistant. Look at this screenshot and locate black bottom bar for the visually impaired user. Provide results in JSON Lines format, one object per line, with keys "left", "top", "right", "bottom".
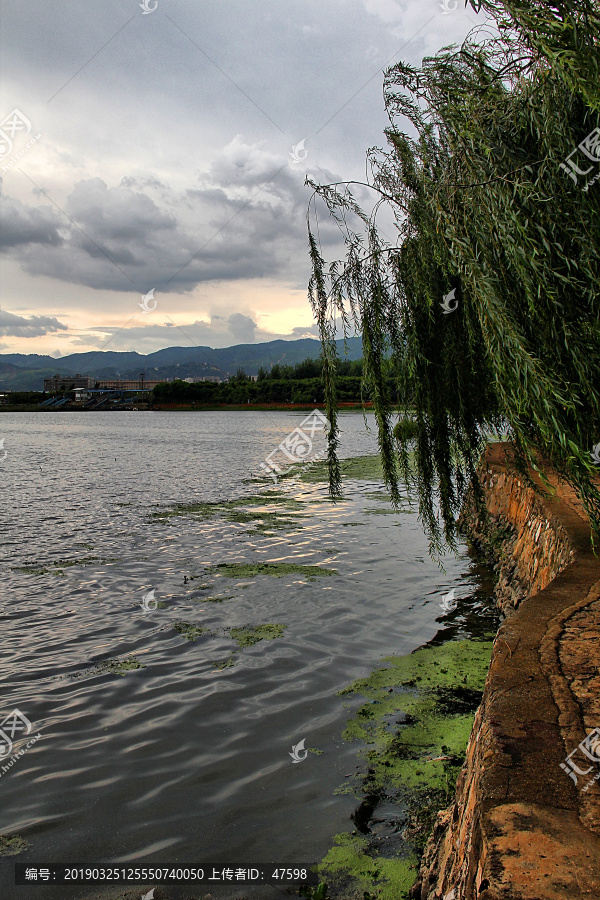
{"left": 15, "top": 864, "right": 319, "bottom": 886}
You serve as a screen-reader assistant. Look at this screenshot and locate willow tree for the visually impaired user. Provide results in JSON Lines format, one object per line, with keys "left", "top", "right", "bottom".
{"left": 308, "top": 0, "right": 600, "bottom": 555}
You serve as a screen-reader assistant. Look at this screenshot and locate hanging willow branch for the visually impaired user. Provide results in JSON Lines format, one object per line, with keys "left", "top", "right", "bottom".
{"left": 307, "top": 3, "right": 600, "bottom": 557}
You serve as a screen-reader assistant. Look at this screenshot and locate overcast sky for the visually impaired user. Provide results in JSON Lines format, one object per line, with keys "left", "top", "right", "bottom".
{"left": 0, "top": 0, "right": 483, "bottom": 357}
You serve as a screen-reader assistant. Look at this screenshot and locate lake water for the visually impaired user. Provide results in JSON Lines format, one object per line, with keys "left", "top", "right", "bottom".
{"left": 0, "top": 411, "right": 494, "bottom": 899}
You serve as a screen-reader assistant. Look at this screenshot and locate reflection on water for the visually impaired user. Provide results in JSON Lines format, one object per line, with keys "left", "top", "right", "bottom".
{"left": 0, "top": 412, "right": 493, "bottom": 898}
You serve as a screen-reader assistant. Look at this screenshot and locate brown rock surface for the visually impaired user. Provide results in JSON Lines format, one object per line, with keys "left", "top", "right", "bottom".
{"left": 412, "top": 442, "right": 600, "bottom": 899}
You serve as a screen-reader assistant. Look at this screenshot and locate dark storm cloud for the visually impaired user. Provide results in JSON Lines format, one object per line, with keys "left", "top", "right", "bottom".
{"left": 66, "top": 177, "right": 177, "bottom": 242}
{"left": 2, "top": 139, "right": 341, "bottom": 292}
{"left": 0, "top": 191, "right": 62, "bottom": 249}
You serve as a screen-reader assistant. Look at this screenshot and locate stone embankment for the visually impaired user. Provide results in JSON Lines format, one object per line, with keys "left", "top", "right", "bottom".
{"left": 412, "top": 442, "right": 600, "bottom": 900}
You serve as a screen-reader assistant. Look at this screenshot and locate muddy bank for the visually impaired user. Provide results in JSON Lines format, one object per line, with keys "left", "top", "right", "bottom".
{"left": 412, "top": 442, "right": 600, "bottom": 900}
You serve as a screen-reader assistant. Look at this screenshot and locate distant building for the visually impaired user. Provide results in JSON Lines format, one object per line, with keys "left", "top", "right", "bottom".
{"left": 44, "top": 374, "right": 95, "bottom": 392}
{"left": 182, "top": 376, "right": 222, "bottom": 384}
{"left": 44, "top": 375, "right": 170, "bottom": 393}
{"left": 95, "top": 379, "right": 163, "bottom": 390}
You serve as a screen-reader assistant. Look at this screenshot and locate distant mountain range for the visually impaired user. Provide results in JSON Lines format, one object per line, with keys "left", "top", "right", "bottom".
{"left": 0, "top": 337, "right": 363, "bottom": 391}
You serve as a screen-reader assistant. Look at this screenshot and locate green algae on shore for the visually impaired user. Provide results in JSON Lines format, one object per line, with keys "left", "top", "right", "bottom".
{"left": 338, "top": 640, "right": 491, "bottom": 798}
{"left": 320, "top": 833, "right": 418, "bottom": 900}
{"left": 318, "top": 638, "right": 493, "bottom": 899}
{"left": 228, "top": 623, "right": 287, "bottom": 647}
{"left": 208, "top": 562, "right": 338, "bottom": 580}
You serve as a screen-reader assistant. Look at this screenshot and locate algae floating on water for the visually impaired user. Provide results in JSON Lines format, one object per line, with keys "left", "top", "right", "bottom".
{"left": 12, "top": 556, "right": 121, "bottom": 577}
{"left": 94, "top": 658, "right": 146, "bottom": 676}
{"left": 149, "top": 493, "right": 307, "bottom": 536}
{"left": 173, "top": 621, "right": 208, "bottom": 641}
{"left": 208, "top": 562, "right": 338, "bottom": 580}
{"left": 213, "top": 654, "right": 237, "bottom": 670}
{"left": 299, "top": 454, "right": 385, "bottom": 483}
{"left": 228, "top": 623, "right": 287, "bottom": 647}
{"left": 0, "top": 834, "right": 31, "bottom": 857}
{"left": 194, "top": 595, "right": 236, "bottom": 603}
{"left": 12, "top": 565, "right": 50, "bottom": 576}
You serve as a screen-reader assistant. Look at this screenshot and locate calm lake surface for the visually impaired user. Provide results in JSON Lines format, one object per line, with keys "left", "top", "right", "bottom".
{"left": 0, "top": 411, "right": 494, "bottom": 899}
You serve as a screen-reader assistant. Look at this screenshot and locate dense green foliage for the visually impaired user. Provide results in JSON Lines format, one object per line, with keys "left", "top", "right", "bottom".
{"left": 308, "top": 0, "right": 600, "bottom": 554}
{"left": 153, "top": 357, "right": 375, "bottom": 404}
{"left": 469, "top": 0, "right": 600, "bottom": 113}
{"left": 3, "top": 392, "right": 45, "bottom": 405}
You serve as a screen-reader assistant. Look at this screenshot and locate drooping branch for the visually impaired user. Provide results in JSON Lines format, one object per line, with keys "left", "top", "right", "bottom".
{"left": 307, "top": 12, "right": 600, "bottom": 556}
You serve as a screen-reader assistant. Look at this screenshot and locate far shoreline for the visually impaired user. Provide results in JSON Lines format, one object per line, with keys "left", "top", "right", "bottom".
{"left": 0, "top": 401, "right": 374, "bottom": 413}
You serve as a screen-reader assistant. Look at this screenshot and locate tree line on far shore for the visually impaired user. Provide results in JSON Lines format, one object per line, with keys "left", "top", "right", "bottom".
{"left": 152, "top": 358, "right": 378, "bottom": 405}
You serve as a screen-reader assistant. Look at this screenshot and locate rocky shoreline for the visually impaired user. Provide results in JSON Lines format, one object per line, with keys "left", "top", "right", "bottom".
{"left": 411, "top": 442, "right": 600, "bottom": 900}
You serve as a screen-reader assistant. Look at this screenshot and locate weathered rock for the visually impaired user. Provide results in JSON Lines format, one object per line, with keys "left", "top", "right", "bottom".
{"left": 413, "top": 442, "right": 600, "bottom": 899}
